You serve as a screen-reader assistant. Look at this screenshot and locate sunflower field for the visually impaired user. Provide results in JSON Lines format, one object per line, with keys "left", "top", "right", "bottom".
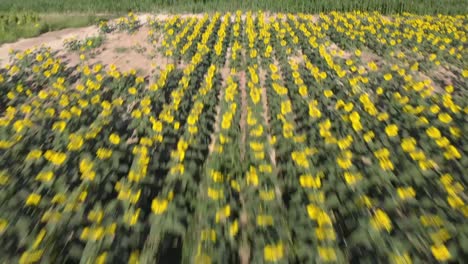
{"left": 0, "top": 11, "right": 467, "bottom": 264}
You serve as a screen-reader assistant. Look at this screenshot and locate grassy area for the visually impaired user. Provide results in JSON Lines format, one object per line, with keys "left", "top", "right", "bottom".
{"left": 0, "top": 13, "right": 112, "bottom": 44}
{"left": 0, "top": 0, "right": 467, "bottom": 15}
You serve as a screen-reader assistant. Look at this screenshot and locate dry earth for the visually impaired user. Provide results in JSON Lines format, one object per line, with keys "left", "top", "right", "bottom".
{"left": 0, "top": 14, "right": 196, "bottom": 72}
{"left": 0, "top": 26, "right": 98, "bottom": 65}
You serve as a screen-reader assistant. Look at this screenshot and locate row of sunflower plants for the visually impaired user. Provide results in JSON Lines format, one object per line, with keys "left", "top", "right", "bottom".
{"left": 286, "top": 14, "right": 377, "bottom": 260}
{"left": 74, "top": 64, "right": 156, "bottom": 262}
{"left": 73, "top": 66, "right": 147, "bottom": 263}
{"left": 141, "top": 64, "right": 220, "bottom": 262}
{"left": 56, "top": 64, "right": 147, "bottom": 263}
{"left": 291, "top": 17, "right": 398, "bottom": 262}
{"left": 153, "top": 15, "right": 182, "bottom": 52}
{"left": 138, "top": 14, "right": 221, "bottom": 262}
{"left": 111, "top": 39, "right": 212, "bottom": 261}
{"left": 179, "top": 16, "right": 209, "bottom": 61}
{"left": 323, "top": 40, "right": 438, "bottom": 263}
{"left": 99, "top": 12, "right": 141, "bottom": 34}
{"left": 245, "top": 63, "right": 290, "bottom": 263}
{"left": 162, "top": 17, "right": 198, "bottom": 58}
{"left": 254, "top": 11, "right": 274, "bottom": 68}
{"left": 182, "top": 73, "right": 242, "bottom": 263}
{"left": 268, "top": 17, "right": 345, "bottom": 263}
{"left": 291, "top": 14, "right": 467, "bottom": 262}
{"left": 229, "top": 11, "right": 244, "bottom": 72}
{"left": 242, "top": 15, "right": 292, "bottom": 262}
{"left": 93, "top": 64, "right": 180, "bottom": 262}
{"left": 292, "top": 18, "right": 413, "bottom": 263}
{"left": 212, "top": 13, "right": 232, "bottom": 67}
{"left": 180, "top": 14, "right": 248, "bottom": 260}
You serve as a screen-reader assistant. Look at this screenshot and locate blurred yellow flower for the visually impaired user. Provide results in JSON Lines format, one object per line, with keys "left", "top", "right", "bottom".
{"left": 151, "top": 198, "right": 168, "bottom": 214}
{"left": 337, "top": 151, "right": 352, "bottom": 169}
{"left": 438, "top": 113, "right": 452, "bottom": 123}
{"left": 257, "top": 215, "right": 274, "bottom": 226}
{"left": 230, "top": 220, "right": 239, "bottom": 237}
{"left": 299, "top": 174, "right": 321, "bottom": 188}
{"left": 426, "top": 127, "right": 441, "bottom": 139}
{"left": 431, "top": 244, "right": 451, "bottom": 261}
{"left": 215, "top": 205, "right": 231, "bottom": 223}
{"left": 128, "top": 87, "right": 137, "bottom": 95}
{"left": 0, "top": 218, "right": 8, "bottom": 232}
{"left": 344, "top": 172, "right": 362, "bottom": 186}
{"left": 96, "top": 252, "right": 107, "bottom": 264}
{"left": 370, "top": 209, "right": 392, "bottom": 232}
{"left": 316, "top": 227, "right": 336, "bottom": 241}
{"left": 264, "top": 243, "right": 284, "bottom": 262}
{"left": 26, "top": 150, "right": 43, "bottom": 160}
{"left": 97, "top": 148, "right": 112, "bottom": 159}
{"left": 401, "top": 138, "right": 417, "bottom": 152}
{"left": 385, "top": 124, "right": 399, "bottom": 137}
{"left": 324, "top": 89, "right": 334, "bottom": 98}
{"left": 397, "top": 187, "right": 416, "bottom": 200}
{"left": 36, "top": 171, "right": 54, "bottom": 182}
{"left": 281, "top": 100, "right": 292, "bottom": 115}
{"left": 207, "top": 188, "right": 224, "bottom": 200}
{"left": 259, "top": 190, "right": 275, "bottom": 201}
{"left": 443, "top": 145, "right": 461, "bottom": 160}
{"left": 19, "top": 250, "right": 43, "bottom": 264}
{"left": 246, "top": 166, "right": 259, "bottom": 186}
{"left": 88, "top": 210, "right": 104, "bottom": 223}
{"left": 26, "top": 193, "right": 41, "bottom": 206}
{"left": 363, "top": 131, "right": 375, "bottom": 143}
{"left": 67, "top": 134, "right": 84, "bottom": 151}
{"left": 109, "top": 133, "right": 121, "bottom": 145}
{"left": 318, "top": 247, "right": 337, "bottom": 261}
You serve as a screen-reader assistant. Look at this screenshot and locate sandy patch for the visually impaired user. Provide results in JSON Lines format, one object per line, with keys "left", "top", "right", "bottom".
{"left": 83, "top": 26, "right": 157, "bottom": 76}
{"left": 361, "top": 50, "right": 382, "bottom": 65}
{"left": 239, "top": 69, "right": 247, "bottom": 161}
{"left": 0, "top": 26, "right": 99, "bottom": 65}
{"left": 0, "top": 13, "right": 197, "bottom": 70}
{"left": 430, "top": 66, "right": 457, "bottom": 87}
{"left": 327, "top": 42, "right": 351, "bottom": 59}
{"left": 258, "top": 67, "right": 276, "bottom": 166}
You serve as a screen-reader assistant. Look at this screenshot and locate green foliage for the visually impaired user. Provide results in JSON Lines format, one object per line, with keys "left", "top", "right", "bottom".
{"left": 64, "top": 35, "right": 105, "bottom": 52}
{"left": 0, "top": 11, "right": 467, "bottom": 264}
{"left": 0, "top": 0, "right": 467, "bottom": 15}
{"left": 0, "top": 13, "right": 111, "bottom": 44}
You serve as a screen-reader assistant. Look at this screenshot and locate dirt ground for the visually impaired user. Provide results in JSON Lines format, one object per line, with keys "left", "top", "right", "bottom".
{"left": 0, "top": 25, "right": 98, "bottom": 66}
{"left": 0, "top": 14, "right": 189, "bottom": 73}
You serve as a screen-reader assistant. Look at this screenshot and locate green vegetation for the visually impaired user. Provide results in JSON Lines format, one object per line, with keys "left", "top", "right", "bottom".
{"left": 0, "top": 13, "right": 111, "bottom": 44}
{"left": 0, "top": 12, "right": 40, "bottom": 44}
{"left": 1, "top": 0, "right": 466, "bottom": 44}
{"left": 1, "top": 11, "right": 467, "bottom": 264}
{"left": 1, "top": 0, "right": 467, "bottom": 15}
{"left": 64, "top": 35, "right": 105, "bottom": 52}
